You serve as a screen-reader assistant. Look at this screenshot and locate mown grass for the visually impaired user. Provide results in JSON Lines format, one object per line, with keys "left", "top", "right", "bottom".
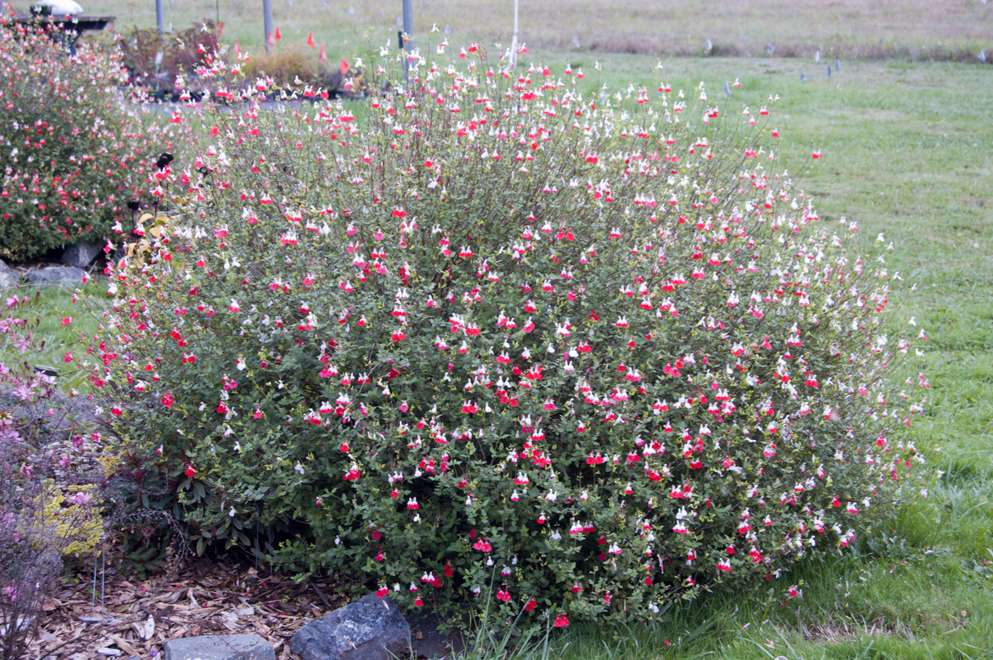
{"left": 84, "top": 0, "right": 993, "bottom": 63}
{"left": 528, "top": 54, "right": 993, "bottom": 659}
{"left": 23, "top": 46, "right": 993, "bottom": 657}
{"left": 2, "top": 282, "right": 104, "bottom": 391}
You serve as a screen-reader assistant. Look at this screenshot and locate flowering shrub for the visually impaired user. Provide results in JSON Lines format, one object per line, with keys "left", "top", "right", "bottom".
{"left": 0, "top": 441, "right": 62, "bottom": 660}
{"left": 1, "top": 294, "right": 98, "bottom": 657}
{"left": 0, "top": 18, "right": 168, "bottom": 262}
{"left": 115, "top": 20, "right": 223, "bottom": 99}
{"left": 87, "top": 48, "right": 928, "bottom": 625}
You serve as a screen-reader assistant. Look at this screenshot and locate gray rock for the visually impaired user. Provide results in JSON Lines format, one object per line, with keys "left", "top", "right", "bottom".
{"left": 61, "top": 241, "right": 102, "bottom": 268}
{"left": 23, "top": 265, "right": 85, "bottom": 287}
{"left": 0, "top": 260, "right": 18, "bottom": 290}
{"left": 0, "top": 272, "right": 18, "bottom": 290}
{"left": 291, "top": 594, "right": 411, "bottom": 660}
{"left": 163, "top": 634, "right": 275, "bottom": 660}
{"left": 0, "top": 386, "right": 99, "bottom": 437}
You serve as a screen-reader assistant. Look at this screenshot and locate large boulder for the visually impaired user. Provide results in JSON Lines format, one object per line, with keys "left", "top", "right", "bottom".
{"left": 290, "top": 594, "right": 411, "bottom": 660}
{"left": 23, "top": 266, "right": 85, "bottom": 287}
{"left": 61, "top": 241, "right": 102, "bottom": 269}
{"left": 0, "top": 260, "right": 18, "bottom": 290}
{"left": 162, "top": 634, "right": 274, "bottom": 660}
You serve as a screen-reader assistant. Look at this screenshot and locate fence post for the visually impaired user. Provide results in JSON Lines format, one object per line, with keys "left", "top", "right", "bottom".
{"left": 401, "top": 0, "right": 413, "bottom": 84}
{"left": 510, "top": 0, "right": 519, "bottom": 68}
{"left": 263, "top": 0, "right": 273, "bottom": 53}
{"left": 156, "top": 0, "right": 165, "bottom": 34}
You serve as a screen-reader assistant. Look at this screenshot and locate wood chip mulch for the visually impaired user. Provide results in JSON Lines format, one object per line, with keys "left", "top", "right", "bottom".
{"left": 29, "top": 559, "right": 348, "bottom": 659}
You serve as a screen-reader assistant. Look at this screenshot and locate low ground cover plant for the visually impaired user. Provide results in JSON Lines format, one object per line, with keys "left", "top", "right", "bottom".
{"left": 0, "top": 294, "right": 99, "bottom": 658}
{"left": 86, "top": 46, "right": 928, "bottom": 627}
{"left": 0, "top": 18, "right": 168, "bottom": 262}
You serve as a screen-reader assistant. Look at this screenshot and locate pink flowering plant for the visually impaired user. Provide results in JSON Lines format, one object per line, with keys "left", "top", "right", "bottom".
{"left": 0, "top": 293, "right": 100, "bottom": 658}
{"left": 86, "top": 45, "right": 928, "bottom": 625}
{"left": 0, "top": 17, "right": 169, "bottom": 262}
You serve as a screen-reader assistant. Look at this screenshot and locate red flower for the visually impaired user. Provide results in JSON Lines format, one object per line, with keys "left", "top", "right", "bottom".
{"left": 184, "top": 464, "right": 197, "bottom": 479}
{"left": 523, "top": 598, "right": 537, "bottom": 612}
{"left": 553, "top": 613, "right": 570, "bottom": 628}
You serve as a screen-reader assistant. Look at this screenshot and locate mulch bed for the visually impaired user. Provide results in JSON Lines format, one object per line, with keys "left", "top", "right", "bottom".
{"left": 31, "top": 560, "right": 347, "bottom": 659}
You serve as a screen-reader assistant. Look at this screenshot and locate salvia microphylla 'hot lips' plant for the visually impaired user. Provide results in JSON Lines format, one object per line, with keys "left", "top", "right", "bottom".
{"left": 0, "top": 18, "right": 172, "bottom": 262}
{"left": 87, "top": 42, "right": 928, "bottom": 625}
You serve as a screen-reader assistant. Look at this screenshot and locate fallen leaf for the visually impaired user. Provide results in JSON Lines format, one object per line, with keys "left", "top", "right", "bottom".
{"left": 111, "top": 634, "right": 140, "bottom": 656}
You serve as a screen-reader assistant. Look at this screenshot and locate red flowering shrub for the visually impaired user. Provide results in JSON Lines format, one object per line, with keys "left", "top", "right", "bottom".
{"left": 87, "top": 49, "right": 928, "bottom": 625}
{"left": 0, "top": 18, "right": 167, "bottom": 262}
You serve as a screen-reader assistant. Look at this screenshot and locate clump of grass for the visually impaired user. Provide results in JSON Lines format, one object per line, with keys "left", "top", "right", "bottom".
{"left": 242, "top": 48, "right": 321, "bottom": 86}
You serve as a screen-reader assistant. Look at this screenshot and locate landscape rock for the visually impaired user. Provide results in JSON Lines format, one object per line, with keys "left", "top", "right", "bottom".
{"left": 0, "top": 385, "right": 97, "bottom": 434}
{"left": 290, "top": 594, "right": 411, "bottom": 660}
{"left": 61, "top": 241, "right": 102, "bottom": 269}
{"left": 0, "top": 260, "right": 18, "bottom": 290}
{"left": 163, "top": 634, "right": 275, "bottom": 660}
{"left": 23, "top": 265, "right": 86, "bottom": 287}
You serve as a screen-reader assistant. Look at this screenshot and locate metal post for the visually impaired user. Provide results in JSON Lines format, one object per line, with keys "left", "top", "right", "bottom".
{"left": 263, "top": 0, "right": 273, "bottom": 53}
{"left": 401, "top": 0, "right": 413, "bottom": 84}
{"left": 155, "top": 0, "right": 165, "bottom": 34}
{"left": 510, "top": 0, "right": 519, "bottom": 68}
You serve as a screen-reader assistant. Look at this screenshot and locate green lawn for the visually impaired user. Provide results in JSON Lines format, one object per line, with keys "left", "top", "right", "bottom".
{"left": 23, "top": 42, "right": 993, "bottom": 658}
{"left": 81, "top": 0, "right": 993, "bottom": 61}
{"left": 535, "top": 54, "right": 993, "bottom": 659}
{"left": 1, "top": 282, "right": 104, "bottom": 391}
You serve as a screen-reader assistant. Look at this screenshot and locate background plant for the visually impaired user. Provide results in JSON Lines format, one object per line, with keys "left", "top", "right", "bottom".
{"left": 86, "top": 45, "right": 928, "bottom": 629}
{"left": 0, "top": 18, "right": 170, "bottom": 262}
{"left": 113, "top": 20, "right": 223, "bottom": 99}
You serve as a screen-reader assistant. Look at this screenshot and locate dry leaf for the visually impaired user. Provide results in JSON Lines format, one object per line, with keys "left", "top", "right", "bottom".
{"left": 111, "top": 634, "right": 140, "bottom": 656}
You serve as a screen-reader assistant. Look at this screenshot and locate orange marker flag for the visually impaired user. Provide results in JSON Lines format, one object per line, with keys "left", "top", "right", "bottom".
{"left": 306, "top": 31, "right": 315, "bottom": 48}
{"left": 274, "top": 26, "right": 282, "bottom": 43}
